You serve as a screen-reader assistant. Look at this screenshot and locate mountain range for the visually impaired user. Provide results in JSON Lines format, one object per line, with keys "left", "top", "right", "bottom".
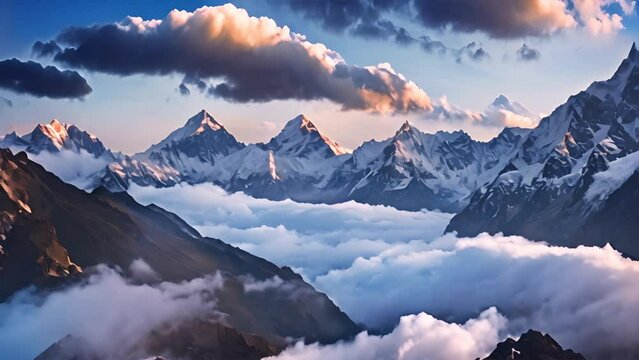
{"left": 447, "top": 43, "right": 639, "bottom": 257}
{"left": 0, "top": 145, "right": 586, "bottom": 359}
{"left": 481, "top": 330, "right": 585, "bottom": 360}
{"left": 4, "top": 41, "right": 637, "bottom": 360}
{"left": 0, "top": 99, "right": 533, "bottom": 213}
{"left": 3, "top": 46, "right": 639, "bottom": 259}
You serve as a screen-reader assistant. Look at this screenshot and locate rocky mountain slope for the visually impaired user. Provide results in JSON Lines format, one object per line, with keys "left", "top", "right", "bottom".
{"left": 35, "top": 322, "right": 280, "bottom": 360}
{"left": 0, "top": 148, "right": 359, "bottom": 356}
{"left": 447, "top": 43, "right": 639, "bottom": 258}
{"left": 482, "top": 330, "right": 585, "bottom": 360}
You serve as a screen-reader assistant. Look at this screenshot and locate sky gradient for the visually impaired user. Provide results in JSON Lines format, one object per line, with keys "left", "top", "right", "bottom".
{"left": 1, "top": 0, "right": 638, "bottom": 153}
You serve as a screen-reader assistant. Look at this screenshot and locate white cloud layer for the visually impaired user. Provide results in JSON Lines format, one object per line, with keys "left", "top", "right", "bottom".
{"left": 267, "top": 308, "right": 507, "bottom": 360}
{"left": 130, "top": 183, "right": 639, "bottom": 359}
{"left": 7, "top": 146, "right": 110, "bottom": 189}
{"left": 573, "top": 0, "right": 636, "bottom": 34}
{"left": 0, "top": 263, "right": 224, "bottom": 360}
{"left": 129, "top": 183, "right": 452, "bottom": 278}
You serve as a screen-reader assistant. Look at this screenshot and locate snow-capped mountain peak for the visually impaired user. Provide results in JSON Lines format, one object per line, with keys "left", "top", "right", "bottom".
{"left": 0, "top": 119, "right": 115, "bottom": 189}
{"left": 629, "top": 41, "right": 638, "bottom": 63}
{"left": 448, "top": 43, "right": 639, "bottom": 254}
{"left": 491, "top": 94, "right": 512, "bottom": 108}
{"left": 586, "top": 43, "right": 639, "bottom": 104}
{"left": 154, "top": 110, "right": 224, "bottom": 146}
{"left": 3, "top": 119, "right": 113, "bottom": 159}
{"left": 141, "top": 109, "right": 244, "bottom": 158}
{"left": 30, "top": 119, "right": 69, "bottom": 151}
{"left": 392, "top": 121, "right": 424, "bottom": 144}
{"left": 188, "top": 109, "right": 223, "bottom": 133}
{"left": 0, "top": 131, "right": 29, "bottom": 148}
{"left": 397, "top": 120, "right": 413, "bottom": 133}
{"left": 266, "top": 114, "right": 349, "bottom": 158}
{"left": 293, "top": 114, "right": 318, "bottom": 133}
{"left": 489, "top": 95, "right": 535, "bottom": 118}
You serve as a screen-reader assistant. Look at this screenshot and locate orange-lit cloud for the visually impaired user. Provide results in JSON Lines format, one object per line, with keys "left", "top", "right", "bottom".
{"left": 278, "top": 0, "right": 635, "bottom": 38}
{"left": 573, "top": 0, "right": 636, "bottom": 35}
{"left": 37, "top": 4, "right": 431, "bottom": 114}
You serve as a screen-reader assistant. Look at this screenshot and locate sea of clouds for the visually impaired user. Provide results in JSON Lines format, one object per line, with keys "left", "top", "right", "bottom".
{"left": 128, "top": 183, "right": 639, "bottom": 359}
{"left": 3, "top": 182, "right": 638, "bottom": 359}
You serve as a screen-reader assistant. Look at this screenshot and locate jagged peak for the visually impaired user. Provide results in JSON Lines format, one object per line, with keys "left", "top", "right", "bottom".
{"left": 628, "top": 42, "right": 638, "bottom": 63}
{"left": 3, "top": 131, "right": 19, "bottom": 138}
{"left": 496, "top": 126, "right": 529, "bottom": 137}
{"left": 139, "top": 110, "right": 245, "bottom": 158}
{"left": 269, "top": 114, "right": 349, "bottom": 156}
{"left": 283, "top": 114, "right": 318, "bottom": 134}
{"left": 395, "top": 120, "right": 416, "bottom": 136}
{"left": 587, "top": 42, "right": 639, "bottom": 102}
{"left": 492, "top": 94, "right": 510, "bottom": 107}
{"left": 33, "top": 119, "right": 69, "bottom": 140}
{"left": 185, "top": 109, "right": 223, "bottom": 133}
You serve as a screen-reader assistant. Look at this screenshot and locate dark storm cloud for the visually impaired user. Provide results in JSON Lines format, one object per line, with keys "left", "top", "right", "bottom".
{"left": 351, "top": 18, "right": 397, "bottom": 39}
{"left": 417, "top": 36, "right": 447, "bottom": 54}
{"left": 0, "top": 96, "right": 12, "bottom": 107}
{"left": 394, "top": 27, "right": 415, "bottom": 46}
{"left": 34, "top": 5, "right": 431, "bottom": 113}
{"left": 0, "top": 58, "right": 91, "bottom": 99}
{"left": 178, "top": 83, "right": 190, "bottom": 96}
{"left": 178, "top": 74, "right": 208, "bottom": 97}
{"left": 515, "top": 44, "right": 542, "bottom": 61}
{"left": 279, "top": 0, "right": 576, "bottom": 38}
{"left": 277, "top": 0, "right": 404, "bottom": 34}
{"left": 271, "top": 0, "right": 489, "bottom": 61}
{"left": 413, "top": 0, "right": 575, "bottom": 38}
{"left": 180, "top": 74, "right": 207, "bottom": 94}
{"left": 32, "top": 41, "right": 62, "bottom": 58}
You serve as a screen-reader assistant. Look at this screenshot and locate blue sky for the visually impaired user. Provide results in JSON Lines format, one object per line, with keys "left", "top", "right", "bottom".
{"left": 1, "top": 0, "right": 638, "bottom": 153}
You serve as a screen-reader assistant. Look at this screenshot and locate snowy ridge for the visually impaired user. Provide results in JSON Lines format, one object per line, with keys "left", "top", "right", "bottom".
{"left": 141, "top": 110, "right": 228, "bottom": 156}
{"left": 266, "top": 114, "right": 350, "bottom": 158}
{"left": 447, "top": 43, "right": 639, "bottom": 252}
{"left": 0, "top": 120, "right": 116, "bottom": 189}
{"left": 344, "top": 120, "right": 529, "bottom": 211}
{"left": 1, "top": 119, "right": 113, "bottom": 158}
{"left": 0, "top": 106, "right": 532, "bottom": 212}
{"left": 586, "top": 42, "right": 639, "bottom": 104}
{"left": 1, "top": 108, "right": 534, "bottom": 211}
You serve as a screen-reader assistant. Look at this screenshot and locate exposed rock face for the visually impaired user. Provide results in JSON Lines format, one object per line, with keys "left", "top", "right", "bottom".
{"left": 36, "top": 321, "right": 282, "bottom": 360}
{"left": 482, "top": 330, "right": 585, "bottom": 360}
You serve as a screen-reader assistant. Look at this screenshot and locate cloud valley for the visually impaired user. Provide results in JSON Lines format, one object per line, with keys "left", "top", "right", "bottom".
{"left": 130, "top": 183, "right": 639, "bottom": 359}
